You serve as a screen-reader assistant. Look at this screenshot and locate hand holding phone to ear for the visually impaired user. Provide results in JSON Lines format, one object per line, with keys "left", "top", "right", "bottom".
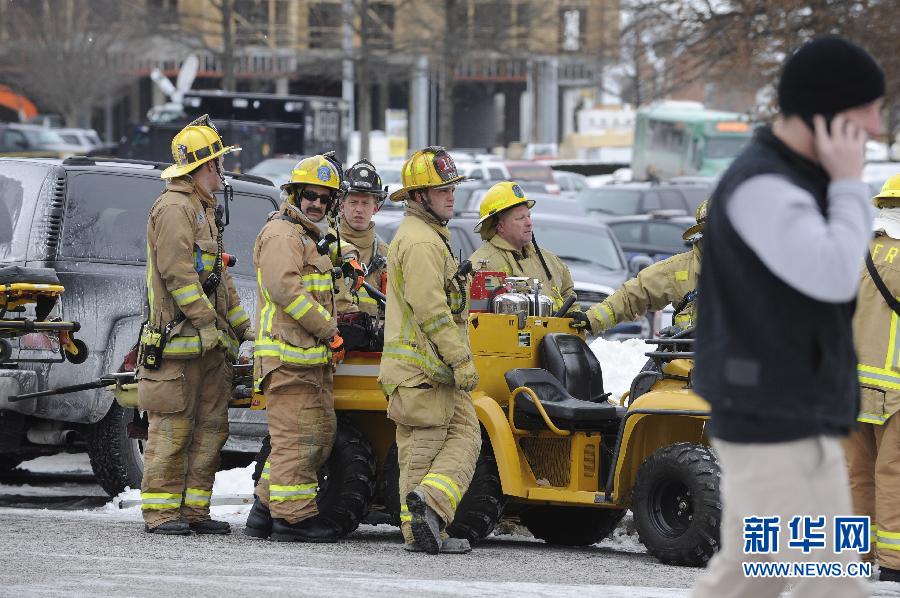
{"left": 814, "top": 114, "right": 867, "bottom": 181}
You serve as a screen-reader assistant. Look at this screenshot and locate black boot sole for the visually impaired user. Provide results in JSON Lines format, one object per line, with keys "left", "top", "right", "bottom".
{"left": 406, "top": 492, "right": 440, "bottom": 555}
{"left": 191, "top": 527, "right": 231, "bottom": 535}
{"left": 243, "top": 525, "right": 272, "bottom": 539}
{"left": 144, "top": 525, "right": 190, "bottom": 536}
{"left": 269, "top": 532, "right": 338, "bottom": 543}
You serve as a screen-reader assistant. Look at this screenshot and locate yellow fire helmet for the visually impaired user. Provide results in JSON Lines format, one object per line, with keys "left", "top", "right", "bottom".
{"left": 873, "top": 174, "right": 900, "bottom": 208}
{"left": 389, "top": 146, "right": 467, "bottom": 202}
{"left": 682, "top": 199, "right": 709, "bottom": 240}
{"left": 473, "top": 181, "right": 535, "bottom": 233}
{"left": 160, "top": 114, "right": 239, "bottom": 179}
{"left": 280, "top": 154, "right": 343, "bottom": 194}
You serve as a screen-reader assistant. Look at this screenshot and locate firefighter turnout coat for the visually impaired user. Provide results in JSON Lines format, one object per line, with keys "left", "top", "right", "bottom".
{"left": 332, "top": 218, "right": 389, "bottom": 316}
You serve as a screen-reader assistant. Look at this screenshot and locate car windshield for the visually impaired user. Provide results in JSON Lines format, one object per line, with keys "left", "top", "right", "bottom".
{"left": 532, "top": 222, "right": 623, "bottom": 271}
{"left": 506, "top": 163, "right": 554, "bottom": 183}
{"left": 247, "top": 158, "right": 298, "bottom": 178}
{"left": 575, "top": 188, "right": 643, "bottom": 215}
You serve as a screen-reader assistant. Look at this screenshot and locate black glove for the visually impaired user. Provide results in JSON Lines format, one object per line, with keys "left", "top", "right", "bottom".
{"left": 568, "top": 311, "right": 591, "bottom": 331}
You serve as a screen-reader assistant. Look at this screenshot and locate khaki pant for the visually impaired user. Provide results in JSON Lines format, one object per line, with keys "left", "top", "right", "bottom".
{"left": 389, "top": 382, "right": 481, "bottom": 544}
{"left": 139, "top": 349, "right": 230, "bottom": 528}
{"left": 254, "top": 366, "right": 335, "bottom": 523}
{"left": 691, "top": 437, "right": 867, "bottom": 598}
{"left": 845, "top": 413, "right": 900, "bottom": 570}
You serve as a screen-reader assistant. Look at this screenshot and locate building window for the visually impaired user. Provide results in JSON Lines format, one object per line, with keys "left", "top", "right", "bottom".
{"left": 473, "top": 1, "right": 511, "bottom": 48}
{"left": 309, "top": 2, "right": 341, "bottom": 49}
{"left": 234, "top": 0, "right": 270, "bottom": 45}
{"left": 560, "top": 7, "right": 584, "bottom": 52}
{"left": 365, "top": 2, "right": 394, "bottom": 51}
{"left": 148, "top": 0, "right": 179, "bottom": 24}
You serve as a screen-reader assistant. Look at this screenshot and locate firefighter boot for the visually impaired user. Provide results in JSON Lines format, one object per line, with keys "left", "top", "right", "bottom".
{"left": 406, "top": 490, "right": 442, "bottom": 555}
{"left": 144, "top": 519, "right": 191, "bottom": 535}
{"left": 881, "top": 567, "right": 900, "bottom": 583}
{"left": 270, "top": 515, "right": 342, "bottom": 543}
{"left": 243, "top": 497, "right": 273, "bottom": 539}
{"left": 189, "top": 519, "right": 231, "bottom": 535}
{"left": 403, "top": 537, "right": 471, "bottom": 554}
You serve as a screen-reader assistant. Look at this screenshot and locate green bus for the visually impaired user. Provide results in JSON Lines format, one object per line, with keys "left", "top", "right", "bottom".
{"left": 631, "top": 101, "right": 753, "bottom": 181}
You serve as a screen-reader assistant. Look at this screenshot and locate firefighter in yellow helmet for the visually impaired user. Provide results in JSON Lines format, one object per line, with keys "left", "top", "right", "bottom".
{"left": 378, "top": 146, "right": 481, "bottom": 554}
{"left": 469, "top": 182, "right": 582, "bottom": 319}
{"left": 139, "top": 115, "right": 254, "bottom": 535}
{"left": 846, "top": 174, "right": 900, "bottom": 582}
{"left": 584, "top": 200, "right": 707, "bottom": 335}
{"left": 243, "top": 154, "right": 345, "bottom": 542}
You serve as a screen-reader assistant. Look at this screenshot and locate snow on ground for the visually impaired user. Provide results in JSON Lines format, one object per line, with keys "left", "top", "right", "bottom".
{"left": 19, "top": 452, "right": 93, "bottom": 474}
{"left": 589, "top": 337, "right": 652, "bottom": 402}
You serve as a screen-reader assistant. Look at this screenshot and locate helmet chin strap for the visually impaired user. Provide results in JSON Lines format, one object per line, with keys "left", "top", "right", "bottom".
{"left": 418, "top": 189, "right": 449, "bottom": 226}
{"left": 213, "top": 158, "right": 231, "bottom": 226}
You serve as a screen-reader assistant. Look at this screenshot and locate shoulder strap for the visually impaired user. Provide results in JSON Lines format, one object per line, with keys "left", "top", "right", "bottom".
{"left": 865, "top": 251, "right": 900, "bottom": 316}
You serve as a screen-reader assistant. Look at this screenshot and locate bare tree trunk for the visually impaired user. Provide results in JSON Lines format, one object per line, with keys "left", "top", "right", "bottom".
{"left": 438, "top": 63, "right": 454, "bottom": 147}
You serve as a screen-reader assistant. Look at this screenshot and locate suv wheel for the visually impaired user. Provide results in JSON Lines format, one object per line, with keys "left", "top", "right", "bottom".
{"left": 88, "top": 403, "right": 144, "bottom": 496}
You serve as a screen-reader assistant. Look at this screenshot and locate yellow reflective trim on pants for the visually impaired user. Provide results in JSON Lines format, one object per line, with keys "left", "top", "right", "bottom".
{"left": 184, "top": 487, "right": 212, "bottom": 507}
{"left": 400, "top": 504, "right": 411, "bottom": 522}
{"left": 421, "top": 473, "right": 461, "bottom": 510}
{"left": 227, "top": 305, "right": 250, "bottom": 328}
{"left": 172, "top": 283, "right": 202, "bottom": 307}
{"left": 382, "top": 342, "right": 454, "bottom": 386}
{"left": 163, "top": 335, "right": 201, "bottom": 355}
{"left": 859, "top": 365, "right": 900, "bottom": 392}
{"left": 141, "top": 492, "right": 182, "bottom": 511}
{"left": 858, "top": 412, "right": 889, "bottom": 425}
{"left": 270, "top": 483, "right": 318, "bottom": 502}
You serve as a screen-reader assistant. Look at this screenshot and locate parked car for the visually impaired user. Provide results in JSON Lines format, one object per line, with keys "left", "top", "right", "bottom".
{"left": 456, "top": 160, "right": 561, "bottom": 194}
{"left": 0, "top": 156, "right": 279, "bottom": 493}
{"left": 574, "top": 180, "right": 712, "bottom": 216}
{"left": 0, "top": 123, "right": 78, "bottom": 158}
{"left": 374, "top": 210, "right": 645, "bottom": 339}
{"left": 552, "top": 170, "right": 589, "bottom": 198}
{"left": 56, "top": 128, "right": 103, "bottom": 152}
{"left": 454, "top": 183, "right": 582, "bottom": 217}
{"left": 246, "top": 156, "right": 303, "bottom": 188}
{"left": 604, "top": 212, "right": 696, "bottom": 263}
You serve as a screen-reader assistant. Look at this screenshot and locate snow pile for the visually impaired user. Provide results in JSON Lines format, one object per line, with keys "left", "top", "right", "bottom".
{"left": 589, "top": 337, "right": 652, "bottom": 402}
{"left": 104, "top": 463, "right": 256, "bottom": 522}
{"left": 598, "top": 512, "right": 646, "bottom": 554}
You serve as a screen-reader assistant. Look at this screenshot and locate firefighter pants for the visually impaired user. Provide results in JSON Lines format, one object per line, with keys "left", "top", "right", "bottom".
{"left": 253, "top": 366, "right": 335, "bottom": 524}
{"left": 845, "top": 412, "right": 900, "bottom": 569}
{"left": 389, "top": 382, "right": 481, "bottom": 545}
{"left": 691, "top": 437, "right": 866, "bottom": 598}
{"left": 139, "top": 349, "right": 230, "bottom": 529}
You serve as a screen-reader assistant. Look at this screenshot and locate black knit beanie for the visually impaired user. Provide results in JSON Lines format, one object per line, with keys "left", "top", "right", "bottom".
{"left": 777, "top": 35, "right": 885, "bottom": 117}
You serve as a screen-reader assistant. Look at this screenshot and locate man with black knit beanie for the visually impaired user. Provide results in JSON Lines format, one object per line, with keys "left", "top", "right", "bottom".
{"left": 692, "top": 35, "right": 884, "bottom": 598}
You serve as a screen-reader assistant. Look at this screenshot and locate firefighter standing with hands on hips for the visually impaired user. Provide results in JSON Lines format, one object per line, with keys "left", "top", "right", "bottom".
{"left": 139, "top": 115, "right": 254, "bottom": 535}
{"left": 846, "top": 174, "right": 900, "bottom": 583}
{"left": 243, "top": 155, "right": 346, "bottom": 542}
{"left": 378, "top": 146, "right": 481, "bottom": 554}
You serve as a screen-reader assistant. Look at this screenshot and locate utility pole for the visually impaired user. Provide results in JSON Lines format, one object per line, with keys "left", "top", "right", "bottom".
{"left": 342, "top": 0, "right": 355, "bottom": 149}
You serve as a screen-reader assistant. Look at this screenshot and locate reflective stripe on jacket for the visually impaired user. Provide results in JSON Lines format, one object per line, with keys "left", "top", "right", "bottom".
{"left": 855, "top": 233, "right": 900, "bottom": 425}
{"left": 587, "top": 245, "right": 700, "bottom": 333}
{"left": 253, "top": 202, "right": 338, "bottom": 390}
{"left": 378, "top": 202, "right": 471, "bottom": 395}
{"left": 143, "top": 176, "right": 249, "bottom": 361}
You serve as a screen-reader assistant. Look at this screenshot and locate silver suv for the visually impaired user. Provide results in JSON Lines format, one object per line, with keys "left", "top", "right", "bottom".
{"left": 0, "top": 156, "right": 278, "bottom": 494}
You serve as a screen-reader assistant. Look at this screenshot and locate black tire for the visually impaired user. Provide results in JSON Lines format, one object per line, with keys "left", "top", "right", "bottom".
{"left": 632, "top": 442, "right": 721, "bottom": 567}
{"left": 380, "top": 442, "right": 401, "bottom": 525}
{"left": 316, "top": 421, "right": 377, "bottom": 535}
{"left": 87, "top": 403, "right": 145, "bottom": 497}
{"left": 253, "top": 422, "right": 377, "bottom": 536}
{"left": 521, "top": 506, "right": 625, "bottom": 546}
{"left": 0, "top": 455, "right": 24, "bottom": 472}
{"left": 447, "top": 443, "right": 506, "bottom": 544}
{"left": 0, "top": 339, "right": 11, "bottom": 363}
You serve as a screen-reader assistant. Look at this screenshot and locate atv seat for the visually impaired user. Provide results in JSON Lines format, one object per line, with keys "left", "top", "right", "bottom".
{"left": 540, "top": 333, "right": 610, "bottom": 403}
{"left": 505, "top": 368, "right": 623, "bottom": 433}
